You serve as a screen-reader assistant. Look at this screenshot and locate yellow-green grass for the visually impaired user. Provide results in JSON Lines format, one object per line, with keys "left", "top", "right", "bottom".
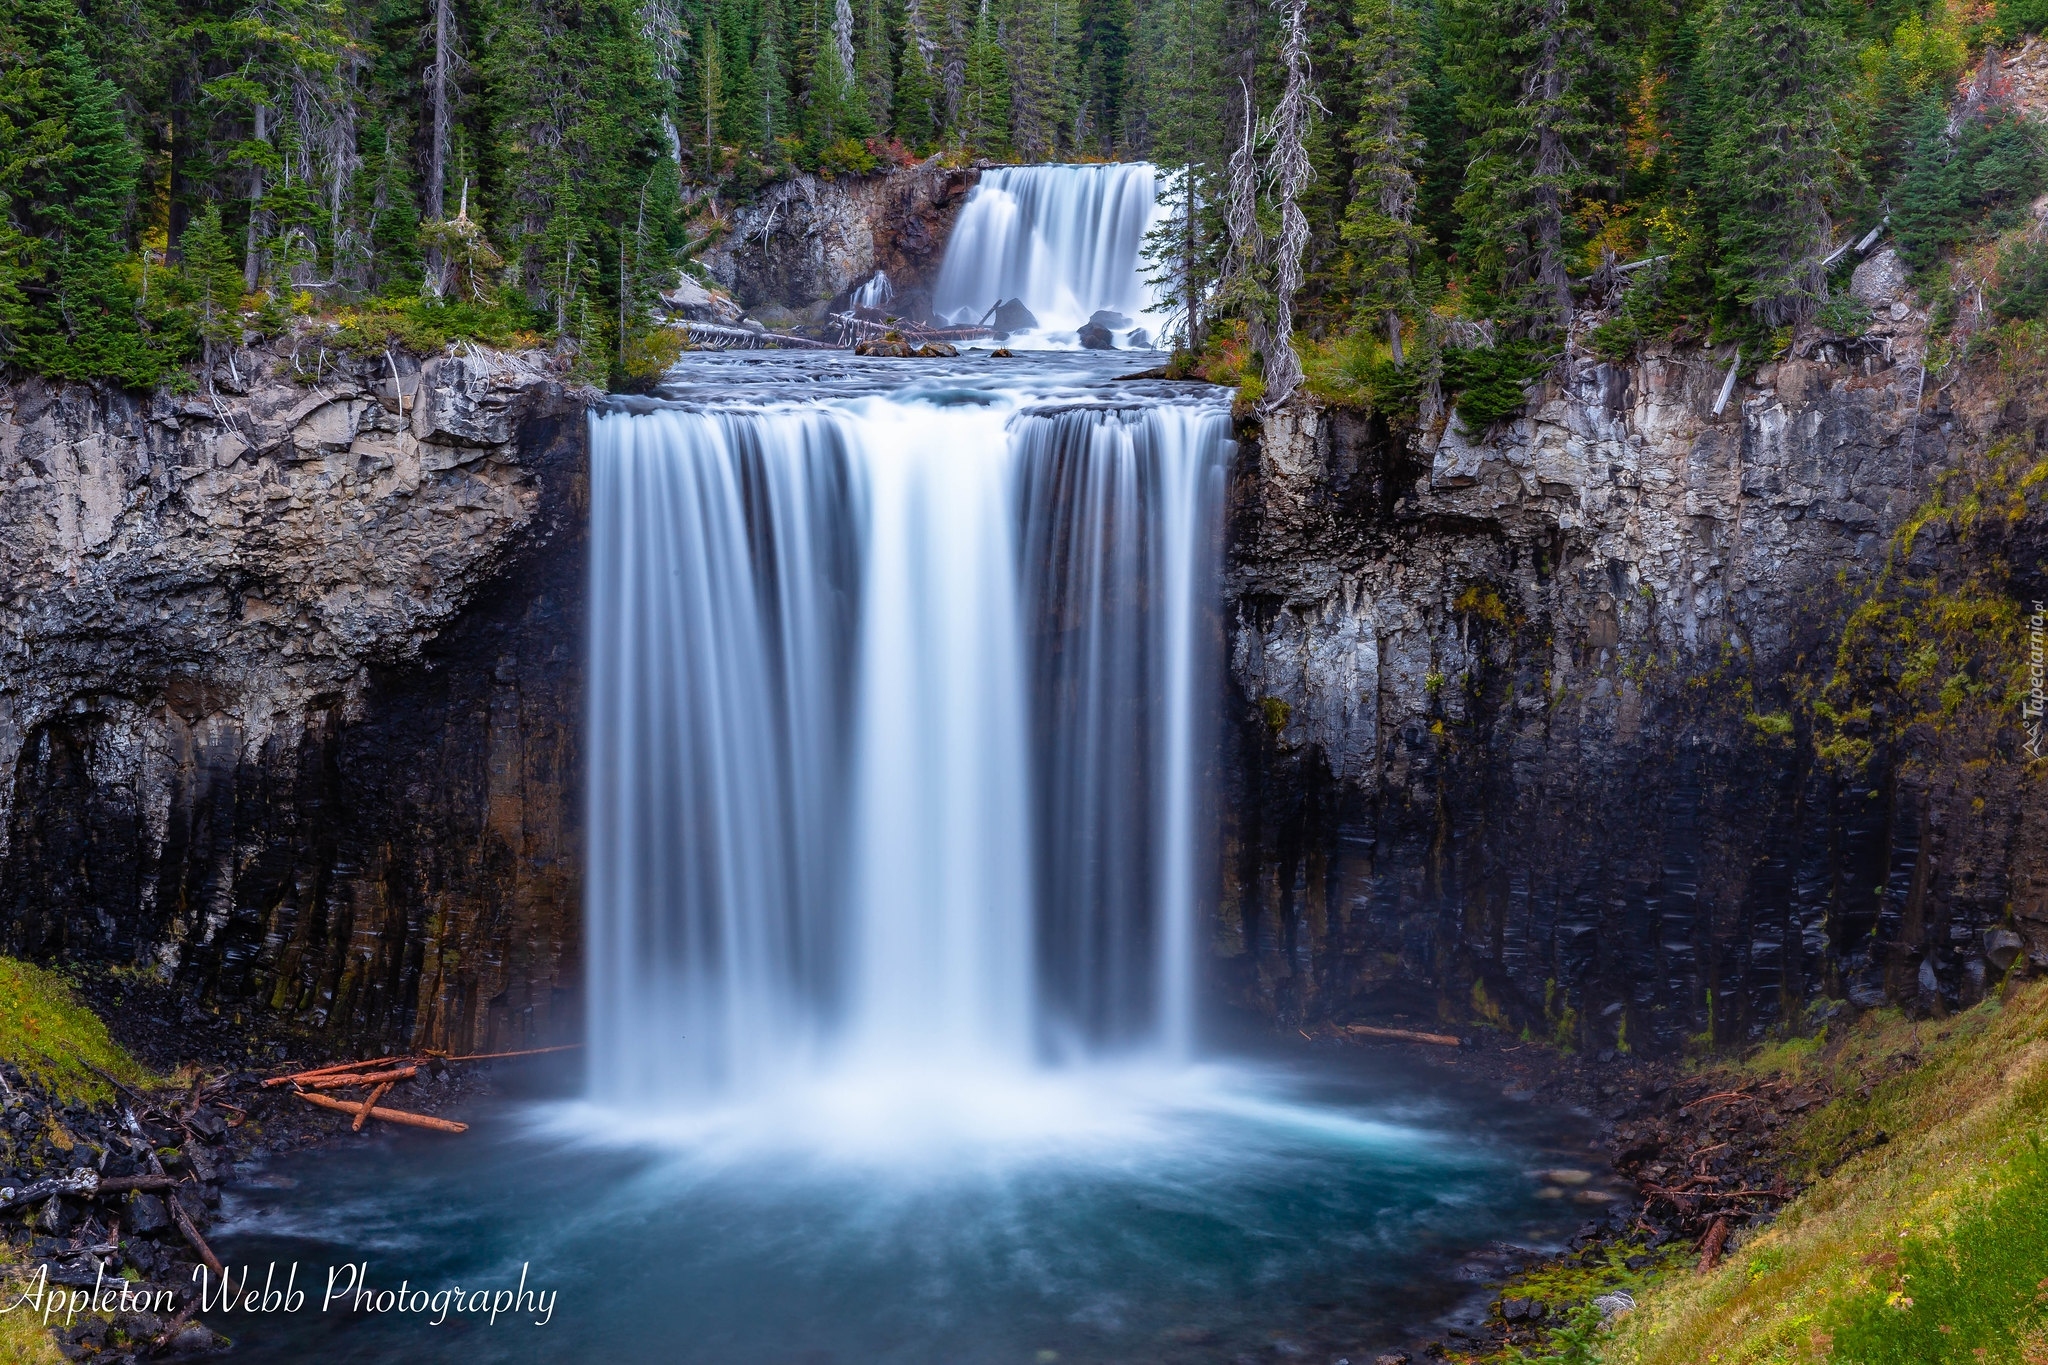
{"left": 0, "top": 957, "right": 157, "bottom": 1106}
{"left": 1604, "top": 981, "right": 2048, "bottom": 1365}
{"left": 0, "top": 1242, "right": 67, "bottom": 1365}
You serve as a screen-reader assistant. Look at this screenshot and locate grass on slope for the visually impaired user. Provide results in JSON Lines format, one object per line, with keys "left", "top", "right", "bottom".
{"left": 1604, "top": 982, "right": 2048, "bottom": 1365}
{"left": 0, "top": 958, "right": 157, "bottom": 1106}
{"left": 0, "top": 1241, "right": 67, "bottom": 1365}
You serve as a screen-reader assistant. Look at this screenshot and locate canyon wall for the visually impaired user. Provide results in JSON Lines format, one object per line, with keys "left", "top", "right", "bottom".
{"left": 0, "top": 344, "right": 587, "bottom": 1054}
{"left": 699, "top": 163, "right": 979, "bottom": 323}
{"left": 1221, "top": 252, "right": 2048, "bottom": 1052}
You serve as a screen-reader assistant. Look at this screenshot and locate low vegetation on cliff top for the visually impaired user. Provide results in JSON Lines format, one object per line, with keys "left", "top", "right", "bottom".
{"left": 1504, "top": 982, "right": 2048, "bottom": 1365}
{"left": 0, "top": 957, "right": 155, "bottom": 1107}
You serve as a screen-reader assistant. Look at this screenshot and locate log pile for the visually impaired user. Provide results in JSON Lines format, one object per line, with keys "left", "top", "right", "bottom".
{"left": 675, "top": 320, "right": 835, "bottom": 351}
{"left": 828, "top": 312, "right": 993, "bottom": 349}
{"left": 262, "top": 1044, "right": 581, "bottom": 1136}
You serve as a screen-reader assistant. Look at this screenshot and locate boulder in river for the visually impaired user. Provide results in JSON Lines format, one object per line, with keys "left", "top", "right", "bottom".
{"left": 1125, "top": 328, "right": 1150, "bottom": 349}
{"left": 1077, "top": 323, "right": 1116, "bottom": 350}
{"left": 989, "top": 298, "right": 1039, "bottom": 334}
{"left": 1089, "top": 309, "right": 1134, "bottom": 330}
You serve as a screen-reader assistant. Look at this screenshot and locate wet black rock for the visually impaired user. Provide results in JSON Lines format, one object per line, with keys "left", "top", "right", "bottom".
{"left": 1089, "top": 309, "right": 1134, "bottom": 330}
{"left": 989, "top": 298, "right": 1038, "bottom": 334}
{"left": 1077, "top": 322, "right": 1115, "bottom": 350}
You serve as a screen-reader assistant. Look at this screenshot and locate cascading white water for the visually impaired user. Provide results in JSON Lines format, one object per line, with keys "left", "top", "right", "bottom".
{"left": 932, "top": 164, "right": 1167, "bottom": 337}
{"left": 586, "top": 376, "right": 1229, "bottom": 1106}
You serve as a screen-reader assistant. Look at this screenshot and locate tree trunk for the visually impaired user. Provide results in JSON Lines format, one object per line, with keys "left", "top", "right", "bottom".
{"left": 428, "top": 0, "right": 450, "bottom": 222}
{"left": 1531, "top": 0, "right": 1570, "bottom": 336}
{"left": 244, "top": 103, "right": 267, "bottom": 293}
{"left": 425, "top": 0, "right": 451, "bottom": 295}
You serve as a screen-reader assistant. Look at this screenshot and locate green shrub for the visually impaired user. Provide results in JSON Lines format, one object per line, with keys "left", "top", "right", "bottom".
{"left": 1992, "top": 239, "right": 2048, "bottom": 322}
{"left": 1442, "top": 341, "right": 1553, "bottom": 430}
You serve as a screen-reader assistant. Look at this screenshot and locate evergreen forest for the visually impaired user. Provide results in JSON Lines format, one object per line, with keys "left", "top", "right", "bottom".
{"left": 2, "top": 0, "right": 2046, "bottom": 394}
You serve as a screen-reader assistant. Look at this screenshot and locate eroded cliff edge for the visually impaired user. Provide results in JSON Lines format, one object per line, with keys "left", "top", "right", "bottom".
{"left": 0, "top": 344, "right": 587, "bottom": 1054}
{"left": 1223, "top": 253, "right": 2048, "bottom": 1052}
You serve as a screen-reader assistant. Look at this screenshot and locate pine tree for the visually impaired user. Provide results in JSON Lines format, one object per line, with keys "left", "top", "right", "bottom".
{"left": 1262, "top": 0, "right": 1318, "bottom": 406}
{"left": 1134, "top": 0, "right": 1225, "bottom": 346}
{"left": 895, "top": 0, "right": 944, "bottom": 145}
{"left": 701, "top": 22, "right": 727, "bottom": 159}
{"left": 1078, "top": 0, "right": 1135, "bottom": 154}
{"left": 2, "top": 0, "right": 165, "bottom": 386}
{"left": 856, "top": 0, "right": 895, "bottom": 133}
{"left": 1342, "top": 0, "right": 1428, "bottom": 360}
{"left": 752, "top": 0, "right": 795, "bottom": 146}
{"left": 1698, "top": 0, "right": 1840, "bottom": 326}
{"left": 1008, "top": 0, "right": 1080, "bottom": 158}
{"left": 1448, "top": 0, "right": 1607, "bottom": 339}
{"left": 179, "top": 202, "right": 244, "bottom": 381}
{"left": 958, "top": 0, "right": 1011, "bottom": 151}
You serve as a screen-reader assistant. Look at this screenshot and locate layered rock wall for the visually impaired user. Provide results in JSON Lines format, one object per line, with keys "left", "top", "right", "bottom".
{"left": 0, "top": 345, "right": 587, "bottom": 1053}
{"left": 700, "top": 163, "right": 979, "bottom": 322}
{"left": 1222, "top": 256, "right": 2048, "bottom": 1051}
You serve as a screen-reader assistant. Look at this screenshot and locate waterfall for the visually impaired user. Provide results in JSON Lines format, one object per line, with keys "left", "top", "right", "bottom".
{"left": 932, "top": 164, "right": 1167, "bottom": 337}
{"left": 586, "top": 390, "right": 1229, "bottom": 1104}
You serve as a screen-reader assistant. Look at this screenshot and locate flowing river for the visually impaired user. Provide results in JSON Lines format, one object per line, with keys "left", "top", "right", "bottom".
{"left": 211, "top": 170, "right": 1616, "bottom": 1364}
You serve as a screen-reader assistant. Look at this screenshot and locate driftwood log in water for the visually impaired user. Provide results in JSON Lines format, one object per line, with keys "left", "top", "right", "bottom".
{"left": 1343, "top": 1024, "right": 1465, "bottom": 1047}
{"left": 295, "top": 1091, "right": 470, "bottom": 1133}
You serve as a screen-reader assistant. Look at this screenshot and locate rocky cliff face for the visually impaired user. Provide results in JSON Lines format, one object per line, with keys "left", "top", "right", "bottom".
{"left": 700, "top": 163, "right": 979, "bottom": 323}
{"left": 0, "top": 343, "right": 587, "bottom": 1054}
{"left": 1221, "top": 251, "right": 2048, "bottom": 1052}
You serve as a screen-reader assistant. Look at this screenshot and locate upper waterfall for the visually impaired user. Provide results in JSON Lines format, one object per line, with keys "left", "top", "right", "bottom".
{"left": 932, "top": 164, "right": 1167, "bottom": 342}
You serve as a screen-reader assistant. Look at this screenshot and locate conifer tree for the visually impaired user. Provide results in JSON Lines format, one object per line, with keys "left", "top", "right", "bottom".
{"left": 895, "top": 0, "right": 944, "bottom": 145}
{"left": 958, "top": 0, "right": 1011, "bottom": 151}
{"left": 1697, "top": 0, "right": 1841, "bottom": 326}
{"left": 179, "top": 203, "right": 245, "bottom": 385}
{"left": 1008, "top": 0, "right": 1081, "bottom": 158}
{"left": 856, "top": 0, "right": 895, "bottom": 133}
{"left": 752, "top": 0, "right": 795, "bottom": 146}
{"left": 1134, "top": 0, "right": 1226, "bottom": 346}
{"left": 1448, "top": 0, "right": 1605, "bottom": 339}
{"left": 1342, "top": 0, "right": 1427, "bottom": 361}
{"left": 2, "top": 0, "right": 163, "bottom": 385}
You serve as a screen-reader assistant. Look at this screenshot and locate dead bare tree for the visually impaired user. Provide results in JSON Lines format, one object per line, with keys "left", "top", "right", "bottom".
{"left": 1260, "top": 0, "right": 1315, "bottom": 409}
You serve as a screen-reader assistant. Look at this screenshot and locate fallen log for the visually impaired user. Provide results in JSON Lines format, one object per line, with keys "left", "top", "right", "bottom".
{"left": 439, "top": 1043, "right": 584, "bottom": 1063}
{"left": 0, "top": 1168, "right": 99, "bottom": 1212}
{"left": 299, "top": 1066, "right": 417, "bottom": 1091}
{"left": 1696, "top": 1215, "right": 1730, "bottom": 1274}
{"left": 677, "top": 320, "right": 834, "bottom": 350}
{"left": 93, "top": 1175, "right": 179, "bottom": 1195}
{"left": 295, "top": 1090, "right": 468, "bottom": 1133}
{"left": 167, "top": 1192, "right": 223, "bottom": 1277}
{"left": 263, "top": 1055, "right": 404, "bottom": 1088}
{"left": 1343, "top": 1024, "right": 1464, "bottom": 1047}
{"left": 354, "top": 1082, "right": 395, "bottom": 1133}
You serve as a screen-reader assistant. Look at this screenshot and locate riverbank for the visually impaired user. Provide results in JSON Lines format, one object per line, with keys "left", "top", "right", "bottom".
{"left": 0, "top": 957, "right": 503, "bottom": 1362}
{"left": 1407, "top": 978, "right": 2048, "bottom": 1364}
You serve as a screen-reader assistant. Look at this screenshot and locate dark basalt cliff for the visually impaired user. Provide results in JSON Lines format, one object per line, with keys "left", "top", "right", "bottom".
{"left": 1, "top": 248, "right": 2038, "bottom": 1061}
{"left": 0, "top": 346, "right": 587, "bottom": 1054}
{"left": 1220, "top": 251, "right": 2048, "bottom": 1052}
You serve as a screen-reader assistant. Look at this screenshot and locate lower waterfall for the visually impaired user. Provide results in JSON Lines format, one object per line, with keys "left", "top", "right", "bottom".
{"left": 585, "top": 373, "right": 1230, "bottom": 1105}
